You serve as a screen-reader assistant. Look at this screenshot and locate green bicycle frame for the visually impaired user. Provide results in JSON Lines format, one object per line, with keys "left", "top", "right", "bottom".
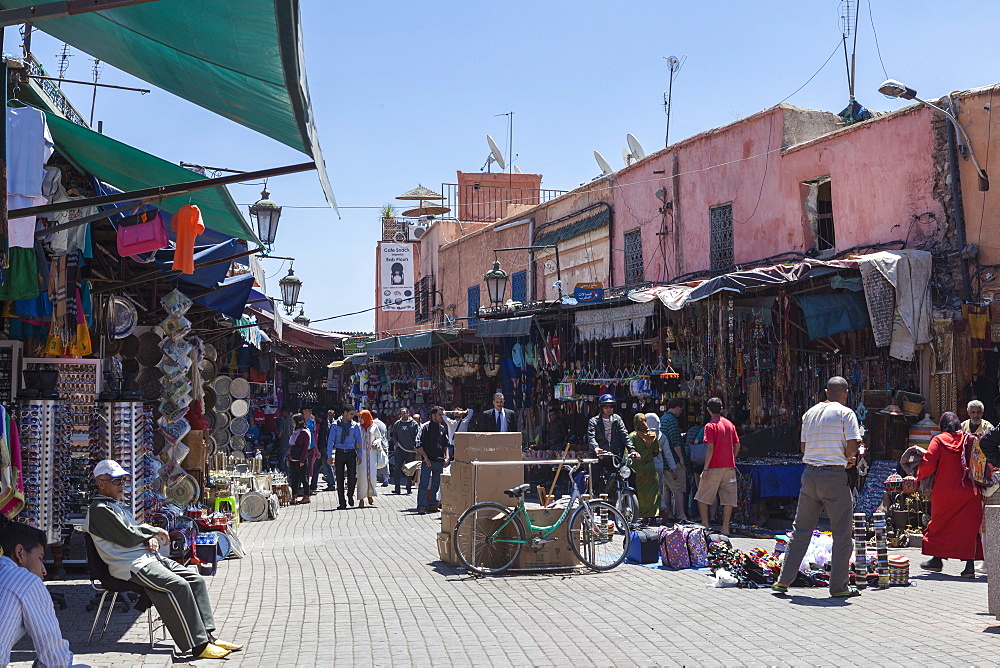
{"left": 487, "top": 487, "right": 588, "bottom": 545}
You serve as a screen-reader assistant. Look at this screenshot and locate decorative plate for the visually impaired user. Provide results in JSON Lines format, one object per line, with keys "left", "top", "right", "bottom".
{"left": 137, "top": 332, "right": 164, "bottom": 367}
{"left": 159, "top": 336, "right": 193, "bottom": 362}
{"left": 203, "top": 343, "right": 218, "bottom": 361}
{"left": 215, "top": 394, "right": 232, "bottom": 412}
{"left": 229, "top": 377, "right": 250, "bottom": 399}
{"left": 160, "top": 289, "right": 193, "bottom": 318}
{"left": 203, "top": 386, "right": 217, "bottom": 412}
{"left": 229, "top": 434, "right": 245, "bottom": 452}
{"left": 229, "top": 398, "right": 249, "bottom": 418}
{"left": 159, "top": 400, "right": 188, "bottom": 423}
{"left": 119, "top": 334, "right": 140, "bottom": 359}
{"left": 238, "top": 491, "right": 268, "bottom": 522}
{"left": 229, "top": 416, "right": 250, "bottom": 436}
{"left": 213, "top": 375, "right": 232, "bottom": 396}
{"left": 200, "top": 358, "right": 217, "bottom": 382}
{"left": 213, "top": 410, "right": 230, "bottom": 432}
{"left": 213, "top": 427, "right": 230, "bottom": 448}
{"left": 159, "top": 416, "right": 191, "bottom": 444}
{"left": 136, "top": 367, "right": 165, "bottom": 401}
{"left": 159, "top": 315, "right": 192, "bottom": 340}
{"left": 206, "top": 435, "right": 217, "bottom": 457}
{"left": 122, "top": 358, "right": 140, "bottom": 375}
{"left": 161, "top": 375, "right": 191, "bottom": 397}
{"left": 110, "top": 297, "right": 138, "bottom": 339}
{"left": 209, "top": 531, "right": 232, "bottom": 559}
{"left": 158, "top": 355, "right": 192, "bottom": 380}
{"left": 165, "top": 474, "right": 200, "bottom": 508}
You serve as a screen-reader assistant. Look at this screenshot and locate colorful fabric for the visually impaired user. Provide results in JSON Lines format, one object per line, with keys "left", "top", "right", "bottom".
{"left": 171, "top": 204, "right": 205, "bottom": 274}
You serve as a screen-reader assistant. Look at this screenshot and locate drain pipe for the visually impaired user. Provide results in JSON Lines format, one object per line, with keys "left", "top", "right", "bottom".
{"left": 945, "top": 95, "right": 973, "bottom": 302}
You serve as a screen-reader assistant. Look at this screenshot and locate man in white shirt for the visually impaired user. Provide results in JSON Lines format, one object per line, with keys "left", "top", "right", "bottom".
{"left": 772, "top": 376, "right": 862, "bottom": 598}
{"left": 0, "top": 522, "right": 73, "bottom": 668}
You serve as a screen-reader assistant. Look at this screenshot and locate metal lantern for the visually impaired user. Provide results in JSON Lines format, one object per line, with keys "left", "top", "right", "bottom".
{"left": 278, "top": 266, "right": 302, "bottom": 315}
{"left": 293, "top": 307, "right": 310, "bottom": 327}
{"left": 483, "top": 260, "right": 509, "bottom": 305}
{"left": 249, "top": 188, "right": 282, "bottom": 246}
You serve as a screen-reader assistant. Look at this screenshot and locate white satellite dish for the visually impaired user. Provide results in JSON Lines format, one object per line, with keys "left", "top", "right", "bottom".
{"left": 594, "top": 150, "right": 613, "bottom": 176}
{"left": 627, "top": 133, "right": 646, "bottom": 160}
{"left": 513, "top": 165, "right": 523, "bottom": 174}
{"left": 486, "top": 134, "right": 506, "bottom": 170}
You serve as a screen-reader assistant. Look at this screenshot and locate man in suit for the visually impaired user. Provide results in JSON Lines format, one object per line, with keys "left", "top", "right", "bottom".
{"left": 478, "top": 392, "right": 518, "bottom": 432}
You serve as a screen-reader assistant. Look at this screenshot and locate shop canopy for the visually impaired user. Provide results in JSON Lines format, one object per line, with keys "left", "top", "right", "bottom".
{"left": 46, "top": 112, "right": 257, "bottom": 242}
{"left": 247, "top": 302, "right": 348, "bottom": 351}
{"left": 191, "top": 274, "right": 256, "bottom": 320}
{"left": 365, "top": 330, "right": 459, "bottom": 354}
{"left": 475, "top": 315, "right": 534, "bottom": 338}
{"left": 2, "top": 0, "right": 336, "bottom": 210}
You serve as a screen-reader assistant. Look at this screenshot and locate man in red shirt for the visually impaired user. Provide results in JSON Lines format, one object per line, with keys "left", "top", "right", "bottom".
{"left": 695, "top": 397, "right": 740, "bottom": 535}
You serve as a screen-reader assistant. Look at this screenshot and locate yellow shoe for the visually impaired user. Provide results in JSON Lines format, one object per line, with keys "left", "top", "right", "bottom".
{"left": 196, "top": 643, "right": 232, "bottom": 659}
{"left": 213, "top": 640, "right": 243, "bottom": 651}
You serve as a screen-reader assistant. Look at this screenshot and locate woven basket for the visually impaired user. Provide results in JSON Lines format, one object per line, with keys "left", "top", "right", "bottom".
{"left": 900, "top": 399, "right": 924, "bottom": 416}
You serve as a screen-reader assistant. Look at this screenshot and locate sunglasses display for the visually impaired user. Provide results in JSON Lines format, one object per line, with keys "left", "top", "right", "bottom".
{"left": 0, "top": 341, "right": 21, "bottom": 405}
{"left": 90, "top": 401, "right": 161, "bottom": 524}
{"left": 16, "top": 399, "right": 71, "bottom": 544}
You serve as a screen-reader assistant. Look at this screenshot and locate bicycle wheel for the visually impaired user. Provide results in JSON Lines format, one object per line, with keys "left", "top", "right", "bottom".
{"left": 617, "top": 490, "right": 638, "bottom": 525}
{"left": 567, "top": 501, "right": 630, "bottom": 571}
{"left": 453, "top": 502, "right": 525, "bottom": 575}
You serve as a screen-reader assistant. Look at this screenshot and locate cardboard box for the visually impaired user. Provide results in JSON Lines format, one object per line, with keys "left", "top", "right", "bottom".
{"left": 440, "top": 510, "right": 460, "bottom": 535}
{"left": 512, "top": 505, "right": 580, "bottom": 570}
{"left": 441, "top": 461, "right": 523, "bottom": 515}
{"left": 436, "top": 531, "right": 458, "bottom": 566}
{"left": 454, "top": 431, "right": 522, "bottom": 463}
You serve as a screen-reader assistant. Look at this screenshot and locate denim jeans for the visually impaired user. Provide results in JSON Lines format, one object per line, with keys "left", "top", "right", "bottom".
{"left": 416, "top": 460, "right": 443, "bottom": 511}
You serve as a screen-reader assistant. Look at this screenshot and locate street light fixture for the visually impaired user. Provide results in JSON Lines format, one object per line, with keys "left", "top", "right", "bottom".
{"left": 278, "top": 265, "right": 302, "bottom": 315}
{"left": 878, "top": 79, "right": 989, "bottom": 191}
{"left": 292, "top": 307, "right": 310, "bottom": 327}
{"left": 248, "top": 188, "right": 283, "bottom": 247}
{"left": 483, "top": 259, "right": 509, "bottom": 306}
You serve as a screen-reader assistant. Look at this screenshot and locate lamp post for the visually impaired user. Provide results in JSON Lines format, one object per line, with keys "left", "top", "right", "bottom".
{"left": 483, "top": 260, "right": 509, "bottom": 306}
{"left": 278, "top": 265, "right": 302, "bottom": 315}
{"left": 878, "top": 79, "right": 989, "bottom": 191}
{"left": 248, "top": 188, "right": 282, "bottom": 248}
{"left": 292, "top": 307, "right": 310, "bottom": 327}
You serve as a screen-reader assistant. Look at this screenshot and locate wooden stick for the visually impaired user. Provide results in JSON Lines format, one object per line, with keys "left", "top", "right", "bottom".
{"left": 546, "top": 441, "right": 574, "bottom": 503}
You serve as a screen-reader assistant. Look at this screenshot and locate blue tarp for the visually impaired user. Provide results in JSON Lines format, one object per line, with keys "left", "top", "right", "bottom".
{"left": 193, "top": 273, "right": 256, "bottom": 319}
{"left": 796, "top": 292, "right": 871, "bottom": 340}
{"left": 145, "top": 239, "right": 247, "bottom": 290}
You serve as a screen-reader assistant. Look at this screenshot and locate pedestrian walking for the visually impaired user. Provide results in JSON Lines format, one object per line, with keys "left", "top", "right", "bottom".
{"left": 311, "top": 410, "right": 335, "bottom": 493}
{"left": 276, "top": 407, "right": 293, "bottom": 473}
{"left": 655, "top": 400, "right": 688, "bottom": 521}
{"left": 415, "top": 406, "right": 450, "bottom": 515}
{"left": 287, "top": 413, "right": 312, "bottom": 504}
{"left": 772, "top": 376, "right": 861, "bottom": 598}
{"left": 695, "top": 397, "right": 740, "bottom": 536}
{"left": 328, "top": 407, "right": 363, "bottom": 510}
{"left": 389, "top": 407, "right": 419, "bottom": 494}
{"left": 357, "top": 410, "right": 388, "bottom": 508}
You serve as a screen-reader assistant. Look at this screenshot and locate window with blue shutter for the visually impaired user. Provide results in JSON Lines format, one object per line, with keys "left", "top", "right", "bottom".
{"left": 511, "top": 270, "right": 527, "bottom": 303}
{"left": 467, "top": 285, "right": 481, "bottom": 329}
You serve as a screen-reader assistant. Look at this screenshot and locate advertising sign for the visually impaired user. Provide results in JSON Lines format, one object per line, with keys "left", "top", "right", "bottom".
{"left": 574, "top": 282, "right": 604, "bottom": 304}
{"left": 344, "top": 335, "right": 376, "bottom": 354}
{"left": 379, "top": 243, "right": 415, "bottom": 311}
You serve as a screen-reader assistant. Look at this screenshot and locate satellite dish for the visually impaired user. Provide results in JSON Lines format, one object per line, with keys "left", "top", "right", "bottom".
{"left": 622, "top": 148, "right": 633, "bottom": 167}
{"left": 487, "top": 135, "right": 506, "bottom": 170}
{"left": 513, "top": 165, "right": 523, "bottom": 174}
{"left": 627, "top": 133, "right": 646, "bottom": 160}
{"left": 594, "top": 150, "right": 613, "bottom": 176}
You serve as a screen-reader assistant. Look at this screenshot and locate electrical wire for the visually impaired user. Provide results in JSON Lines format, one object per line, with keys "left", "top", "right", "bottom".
{"left": 866, "top": 0, "right": 890, "bottom": 81}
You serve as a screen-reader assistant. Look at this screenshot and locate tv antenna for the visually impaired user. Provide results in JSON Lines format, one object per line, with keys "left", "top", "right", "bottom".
{"left": 594, "top": 150, "right": 614, "bottom": 176}
{"left": 56, "top": 43, "right": 72, "bottom": 82}
{"left": 623, "top": 133, "right": 645, "bottom": 166}
{"left": 484, "top": 134, "right": 506, "bottom": 172}
{"left": 662, "top": 55, "right": 686, "bottom": 147}
{"left": 839, "top": 0, "right": 860, "bottom": 98}
{"left": 89, "top": 58, "right": 103, "bottom": 127}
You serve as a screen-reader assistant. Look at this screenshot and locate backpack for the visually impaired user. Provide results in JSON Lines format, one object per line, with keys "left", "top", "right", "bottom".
{"left": 659, "top": 526, "right": 691, "bottom": 569}
{"left": 686, "top": 527, "right": 710, "bottom": 568}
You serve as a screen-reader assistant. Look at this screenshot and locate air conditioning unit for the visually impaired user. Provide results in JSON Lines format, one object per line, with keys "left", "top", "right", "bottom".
{"left": 407, "top": 223, "right": 430, "bottom": 241}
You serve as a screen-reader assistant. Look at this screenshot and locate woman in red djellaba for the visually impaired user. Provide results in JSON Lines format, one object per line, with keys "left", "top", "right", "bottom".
{"left": 916, "top": 412, "right": 983, "bottom": 578}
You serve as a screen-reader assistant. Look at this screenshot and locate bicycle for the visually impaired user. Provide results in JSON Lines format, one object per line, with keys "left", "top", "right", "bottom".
{"left": 596, "top": 452, "right": 639, "bottom": 526}
{"left": 452, "top": 460, "right": 632, "bottom": 576}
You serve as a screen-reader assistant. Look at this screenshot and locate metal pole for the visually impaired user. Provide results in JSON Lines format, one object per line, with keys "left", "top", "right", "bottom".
{"left": 1, "top": 39, "right": 8, "bottom": 269}
{"left": 665, "top": 70, "right": 673, "bottom": 148}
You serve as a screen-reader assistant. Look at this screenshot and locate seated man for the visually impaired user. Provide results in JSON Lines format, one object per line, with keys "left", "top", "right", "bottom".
{"left": 0, "top": 522, "right": 73, "bottom": 667}
{"left": 83, "top": 460, "right": 241, "bottom": 660}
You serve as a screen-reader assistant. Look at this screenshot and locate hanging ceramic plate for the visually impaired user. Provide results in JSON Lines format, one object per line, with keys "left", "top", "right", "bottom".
{"left": 200, "top": 358, "right": 217, "bottom": 382}
{"left": 213, "top": 375, "right": 232, "bottom": 396}
{"left": 159, "top": 416, "right": 191, "bottom": 444}
{"left": 230, "top": 434, "right": 245, "bottom": 452}
{"left": 119, "top": 334, "right": 140, "bottom": 359}
{"left": 158, "top": 355, "right": 192, "bottom": 380}
{"left": 203, "top": 343, "right": 218, "bottom": 361}
{"left": 229, "top": 398, "right": 249, "bottom": 418}
{"left": 165, "top": 474, "right": 200, "bottom": 508}
{"left": 159, "top": 400, "right": 188, "bottom": 423}
{"left": 206, "top": 435, "right": 217, "bottom": 457}
{"left": 159, "top": 315, "right": 192, "bottom": 340}
{"left": 229, "top": 416, "right": 250, "bottom": 436}
{"left": 213, "top": 428, "right": 230, "bottom": 448}
{"left": 238, "top": 491, "right": 268, "bottom": 522}
{"left": 215, "top": 394, "right": 232, "bottom": 412}
{"left": 110, "top": 297, "right": 138, "bottom": 339}
{"left": 160, "top": 289, "right": 193, "bottom": 318}
{"left": 213, "top": 411, "right": 230, "bottom": 432}
{"left": 229, "top": 377, "right": 250, "bottom": 399}
{"left": 137, "top": 332, "right": 164, "bottom": 367}
{"left": 136, "top": 367, "right": 164, "bottom": 401}
{"left": 159, "top": 337, "right": 193, "bottom": 362}
{"left": 203, "top": 386, "right": 217, "bottom": 412}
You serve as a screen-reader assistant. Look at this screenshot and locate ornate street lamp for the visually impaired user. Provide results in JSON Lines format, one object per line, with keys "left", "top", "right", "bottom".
{"left": 249, "top": 188, "right": 282, "bottom": 248}
{"left": 293, "top": 307, "right": 310, "bottom": 327}
{"left": 278, "top": 265, "right": 302, "bottom": 315}
{"left": 483, "top": 259, "right": 509, "bottom": 306}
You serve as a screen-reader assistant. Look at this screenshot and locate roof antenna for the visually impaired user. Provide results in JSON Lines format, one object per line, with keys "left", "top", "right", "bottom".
{"left": 88, "top": 58, "right": 102, "bottom": 127}
{"left": 56, "top": 43, "right": 72, "bottom": 84}
{"left": 837, "top": 0, "right": 872, "bottom": 124}
{"left": 662, "top": 55, "right": 685, "bottom": 147}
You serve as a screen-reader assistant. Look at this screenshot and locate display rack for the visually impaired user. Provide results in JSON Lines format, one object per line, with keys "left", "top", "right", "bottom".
{"left": 0, "top": 341, "right": 23, "bottom": 404}
{"left": 94, "top": 401, "right": 158, "bottom": 524}
{"left": 17, "top": 400, "right": 69, "bottom": 544}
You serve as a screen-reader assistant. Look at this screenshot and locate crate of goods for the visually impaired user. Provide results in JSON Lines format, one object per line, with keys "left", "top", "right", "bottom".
{"left": 453, "top": 431, "right": 522, "bottom": 463}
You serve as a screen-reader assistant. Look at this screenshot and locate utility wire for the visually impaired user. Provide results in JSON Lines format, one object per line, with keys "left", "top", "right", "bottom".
{"left": 867, "top": 0, "right": 889, "bottom": 80}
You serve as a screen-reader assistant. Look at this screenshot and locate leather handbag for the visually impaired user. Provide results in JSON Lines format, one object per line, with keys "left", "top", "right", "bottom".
{"left": 117, "top": 208, "right": 169, "bottom": 258}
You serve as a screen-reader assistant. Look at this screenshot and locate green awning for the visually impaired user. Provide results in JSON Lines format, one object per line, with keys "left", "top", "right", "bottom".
{"left": 366, "top": 337, "right": 399, "bottom": 355}
{"left": 2, "top": 0, "right": 336, "bottom": 211}
{"left": 44, "top": 111, "right": 257, "bottom": 243}
{"left": 397, "top": 330, "right": 459, "bottom": 351}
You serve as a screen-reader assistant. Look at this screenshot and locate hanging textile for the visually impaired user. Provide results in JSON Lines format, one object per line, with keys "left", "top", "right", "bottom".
{"left": 574, "top": 301, "right": 655, "bottom": 341}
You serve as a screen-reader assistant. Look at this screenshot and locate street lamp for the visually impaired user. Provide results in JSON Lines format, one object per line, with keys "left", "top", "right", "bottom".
{"left": 278, "top": 265, "right": 302, "bottom": 315}
{"left": 483, "top": 259, "right": 509, "bottom": 305}
{"left": 293, "top": 307, "right": 310, "bottom": 327}
{"left": 878, "top": 79, "right": 989, "bottom": 191}
{"left": 248, "top": 188, "right": 283, "bottom": 247}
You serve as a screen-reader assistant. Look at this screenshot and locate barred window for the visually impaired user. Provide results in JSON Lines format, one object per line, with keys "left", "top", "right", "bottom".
{"left": 467, "top": 285, "right": 480, "bottom": 329}
{"left": 415, "top": 276, "right": 432, "bottom": 323}
{"left": 624, "top": 228, "right": 644, "bottom": 285}
{"left": 710, "top": 203, "right": 734, "bottom": 271}
{"left": 511, "top": 270, "right": 527, "bottom": 303}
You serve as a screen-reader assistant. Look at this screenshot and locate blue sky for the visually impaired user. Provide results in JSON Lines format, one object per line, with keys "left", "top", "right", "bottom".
{"left": 7, "top": 1, "right": 999, "bottom": 332}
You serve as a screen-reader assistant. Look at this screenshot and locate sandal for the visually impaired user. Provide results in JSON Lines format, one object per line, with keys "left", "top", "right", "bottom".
{"left": 831, "top": 587, "right": 861, "bottom": 598}
{"left": 770, "top": 583, "right": 789, "bottom": 594}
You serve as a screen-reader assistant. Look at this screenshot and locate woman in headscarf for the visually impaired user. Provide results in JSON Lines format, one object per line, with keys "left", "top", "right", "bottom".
{"left": 356, "top": 410, "right": 387, "bottom": 508}
{"left": 628, "top": 413, "right": 661, "bottom": 523}
{"left": 917, "top": 411, "right": 984, "bottom": 577}
{"left": 645, "top": 412, "right": 684, "bottom": 522}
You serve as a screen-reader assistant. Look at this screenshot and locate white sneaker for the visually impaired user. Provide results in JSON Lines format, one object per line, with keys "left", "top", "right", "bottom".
{"left": 976, "top": 563, "right": 988, "bottom": 574}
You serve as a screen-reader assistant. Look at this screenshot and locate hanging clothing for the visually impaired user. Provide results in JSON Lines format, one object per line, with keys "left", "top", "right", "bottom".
{"left": 6, "top": 107, "right": 53, "bottom": 198}
{"left": 916, "top": 431, "right": 984, "bottom": 560}
{"left": 171, "top": 204, "right": 205, "bottom": 274}
{"left": 356, "top": 423, "right": 386, "bottom": 501}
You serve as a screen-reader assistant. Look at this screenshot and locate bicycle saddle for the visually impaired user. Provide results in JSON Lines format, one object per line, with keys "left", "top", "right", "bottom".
{"left": 504, "top": 483, "right": 532, "bottom": 498}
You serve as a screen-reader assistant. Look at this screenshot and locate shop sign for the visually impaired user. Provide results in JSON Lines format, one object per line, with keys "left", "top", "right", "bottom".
{"left": 344, "top": 335, "right": 376, "bottom": 354}
{"left": 379, "top": 243, "right": 415, "bottom": 311}
{"left": 326, "top": 369, "right": 340, "bottom": 391}
{"left": 574, "top": 282, "right": 604, "bottom": 304}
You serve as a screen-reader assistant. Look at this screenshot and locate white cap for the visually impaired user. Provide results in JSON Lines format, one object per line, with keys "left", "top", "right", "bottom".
{"left": 93, "top": 460, "right": 129, "bottom": 478}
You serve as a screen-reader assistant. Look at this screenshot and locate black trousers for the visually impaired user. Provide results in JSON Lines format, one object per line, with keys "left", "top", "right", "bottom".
{"left": 334, "top": 448, "right": 358, "bottom": 507}
{"left": 393, "top": 448, "right": 416, "bottom": 492}
{"left": 288, "top": 460, "right": 310, "bottom": 498}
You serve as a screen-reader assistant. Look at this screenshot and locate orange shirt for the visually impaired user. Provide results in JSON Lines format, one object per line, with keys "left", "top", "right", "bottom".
{"left": 171, "top": 204, "right": 205, "bottom": 274}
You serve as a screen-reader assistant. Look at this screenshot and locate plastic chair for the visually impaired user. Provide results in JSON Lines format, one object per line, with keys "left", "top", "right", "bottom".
{"left": 83, "top": 534, "right": 165, "bottom": 648}
{"left": 213, "top": 496, "right": 239, "bottom": 531}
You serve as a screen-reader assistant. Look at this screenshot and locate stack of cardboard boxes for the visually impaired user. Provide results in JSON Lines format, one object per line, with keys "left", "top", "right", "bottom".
{"left": 436, "top": 432, "right": 580, "bottom": 570}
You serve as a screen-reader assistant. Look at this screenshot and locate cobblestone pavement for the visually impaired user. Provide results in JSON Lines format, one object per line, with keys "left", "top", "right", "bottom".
{"left": 12, "top": 487, "right": 1000, "bottom": 666}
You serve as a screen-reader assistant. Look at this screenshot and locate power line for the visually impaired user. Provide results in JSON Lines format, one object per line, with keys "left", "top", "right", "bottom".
{"left": 867, "top": 0, "right": 889, "bottom": 81}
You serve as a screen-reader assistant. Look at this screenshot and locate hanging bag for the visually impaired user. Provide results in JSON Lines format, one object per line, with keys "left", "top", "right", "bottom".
{"left": 117, "top": 207, "right": 169, "bottom": 258}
